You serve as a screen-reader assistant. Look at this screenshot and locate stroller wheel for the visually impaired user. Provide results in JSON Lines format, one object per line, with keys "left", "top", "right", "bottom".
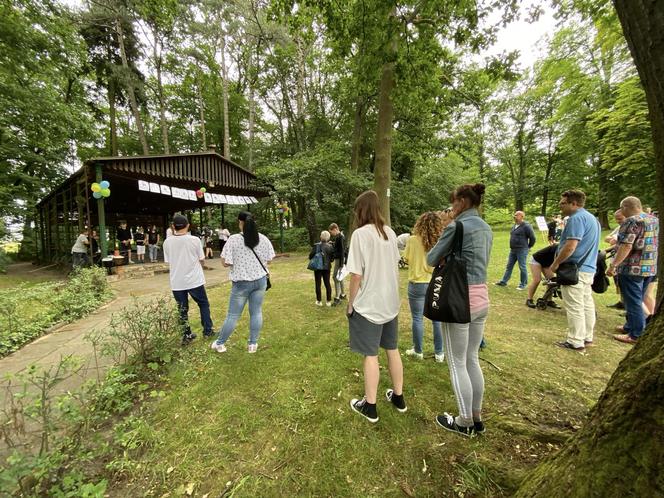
{"left": 536, "top": 298, "right": 548, "bottom": 310}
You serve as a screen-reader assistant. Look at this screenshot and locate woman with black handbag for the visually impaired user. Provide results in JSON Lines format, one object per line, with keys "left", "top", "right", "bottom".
{"left": 211, "top": 212, "right": 275, "bottom": 354}
{"left": 426, "top": 183, "right": 493, "bottom": 437}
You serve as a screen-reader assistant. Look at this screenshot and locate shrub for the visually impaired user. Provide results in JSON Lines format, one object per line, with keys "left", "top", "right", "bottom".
{"left": 0, "top": 267, "right": 112, "bottom": 357}
{"left": 263, "top": 226, "right": 310, "bottom": 252}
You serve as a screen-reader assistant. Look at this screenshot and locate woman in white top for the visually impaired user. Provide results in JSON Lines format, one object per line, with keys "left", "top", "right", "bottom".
{"left": 211, "top": 212, "right": 275, "bottom": 353}
{"left": 347, "top": 190, "right": 405, "bottom": 423}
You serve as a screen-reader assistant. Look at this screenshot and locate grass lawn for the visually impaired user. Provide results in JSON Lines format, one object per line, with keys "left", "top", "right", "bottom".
{"left": 106, "top": 230, "right": 631, "bottom": 497}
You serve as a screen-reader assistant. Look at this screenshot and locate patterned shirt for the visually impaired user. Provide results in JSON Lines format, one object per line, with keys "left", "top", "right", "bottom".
{"left": 221, "top": 233, "right": 275, "bottom": 282}
{"left": 617, "top": 213, "right": 659, "bottom": 277}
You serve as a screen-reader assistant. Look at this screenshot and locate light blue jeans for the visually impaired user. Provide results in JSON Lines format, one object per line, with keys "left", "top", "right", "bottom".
{"left": 215, "top": 276, "right": 267, "bottom": 346}
{"left": 408, "top": 282, "right": 443, "bottom": 355}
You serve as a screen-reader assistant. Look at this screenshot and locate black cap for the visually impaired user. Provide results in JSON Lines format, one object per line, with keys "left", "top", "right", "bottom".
{"left": 172, "top": 214, "right": 189, "bottom": 230}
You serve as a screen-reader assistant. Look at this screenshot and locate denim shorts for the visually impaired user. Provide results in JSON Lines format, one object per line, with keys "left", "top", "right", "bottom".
{"left": 348, "top": 310, "right": 398, "bottom": 356}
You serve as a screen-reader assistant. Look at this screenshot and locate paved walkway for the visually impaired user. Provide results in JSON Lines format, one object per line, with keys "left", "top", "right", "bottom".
{"left": 0, "top": 259, "right": 231, "bottom": 413}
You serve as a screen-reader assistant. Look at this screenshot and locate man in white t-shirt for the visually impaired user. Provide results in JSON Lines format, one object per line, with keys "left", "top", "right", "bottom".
{"left": 163, "top": 214, "right": 213, "bottom": 344}
{"left": 71, "top": 228, "right": 90, "bottom": 269}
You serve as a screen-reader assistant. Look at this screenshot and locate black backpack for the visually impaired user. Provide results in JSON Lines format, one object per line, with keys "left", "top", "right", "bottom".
{"left": 592, "top": 250, "right": 610, "bottom": 294}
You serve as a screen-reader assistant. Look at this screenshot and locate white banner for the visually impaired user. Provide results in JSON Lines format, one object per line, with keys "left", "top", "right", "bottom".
{"left": 136, "top": 179, "right": 258, "bottom": 204}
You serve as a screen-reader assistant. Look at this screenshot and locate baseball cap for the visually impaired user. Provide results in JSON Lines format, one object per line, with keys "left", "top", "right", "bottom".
{"left": 172, "top": 214, "right": 189, "bottom": 230}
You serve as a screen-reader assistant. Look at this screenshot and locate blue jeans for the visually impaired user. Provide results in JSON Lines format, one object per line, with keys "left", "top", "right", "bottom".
{"left": 215, "top": 276, "right": 267, "bottom": 346}
{"left": 172, "top": 285, "right": 213, "bottom": 336}
{"left": 620, "top": 274, "right": 654, "bottom": 339}
{"left": 500, "top": 248, "right": 529, "bottom": 287}
{"left": 408, "top": 282, "right": 443, "bottom": 354}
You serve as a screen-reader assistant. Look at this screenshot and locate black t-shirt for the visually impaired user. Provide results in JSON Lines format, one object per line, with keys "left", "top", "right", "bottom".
{"left": 148, "top": 230, "right": 158, "bottom": 244}
{"left": 117, "top": 227, "right": 132, "bottom": 243}
{"left": 532, "top": 244, "right": 558, "bottom": 268}
{"left": 547, "top": 221, "right": 557, "bottom": 240}
{"left": 134, "top": 232, "right": 145, "bottom": 245}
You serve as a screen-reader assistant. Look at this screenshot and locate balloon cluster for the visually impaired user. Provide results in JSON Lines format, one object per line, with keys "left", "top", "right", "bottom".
{"left": 196, "top": 187, "right": 207, "bottom": 199}
{"left": 91, "top": 180, "right": 111, "bottom": 200}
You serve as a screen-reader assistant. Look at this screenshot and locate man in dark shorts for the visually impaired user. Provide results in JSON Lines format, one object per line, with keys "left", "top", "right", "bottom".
{"left": 526, "top": 244, "right": 561, "bottom": 308}
{"left": 116, "top": 221, "right": 134, "bottom": 264}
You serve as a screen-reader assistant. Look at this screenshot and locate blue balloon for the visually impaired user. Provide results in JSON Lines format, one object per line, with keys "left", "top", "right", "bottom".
{"left": 93, "top": 191, "right": 103, "bottom": 199}
{"left": 99, "top": 180, "right": 110, "bottom": 189}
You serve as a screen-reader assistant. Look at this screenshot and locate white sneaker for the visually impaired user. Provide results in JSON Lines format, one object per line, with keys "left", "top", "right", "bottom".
{"left": 405, "top": 348, "right": 424, "bottom": 360}
{"left": 315, "top": 301, "right": 323, "bottom": 306}
{"left": 326, "top": 301, "right": 332, "bottom": 307}
{"left": 248, "top": 344, "right": 258, "bottom": 353}
{"left": 210, "top": 342, "right": 227, "bottom": 353}
{"left": 434, "top": 353, "right": 445, "bottom": 363}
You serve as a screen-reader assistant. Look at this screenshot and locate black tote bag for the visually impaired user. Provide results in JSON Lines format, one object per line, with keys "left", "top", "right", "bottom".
{"left": 423, "top": 221, "right": 471, "bottom": 324}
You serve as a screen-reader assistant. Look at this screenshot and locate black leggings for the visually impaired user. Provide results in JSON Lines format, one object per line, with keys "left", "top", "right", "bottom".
{"left": 314, "top": 269, "right": 332, "bottom": 302}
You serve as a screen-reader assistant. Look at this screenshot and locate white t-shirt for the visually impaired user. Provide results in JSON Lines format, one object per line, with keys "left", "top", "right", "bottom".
{"left": 222, "top": 233, "right": 275, "bottom": 282}
{"left": 220, "top": 228, "right": 230, "bottom": 241}
{"left": 71, "top": 234, "right": 88, "bottom": 254}
{"left": 163, "top": 233, "right": 205, "bottom": 291}
{"left": 346, "top": 224, "right": 400, "bottom": 324}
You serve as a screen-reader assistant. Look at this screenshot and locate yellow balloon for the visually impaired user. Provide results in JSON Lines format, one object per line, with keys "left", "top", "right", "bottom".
{"left": 91, "top": 183, "right": 101, "bottom": 192}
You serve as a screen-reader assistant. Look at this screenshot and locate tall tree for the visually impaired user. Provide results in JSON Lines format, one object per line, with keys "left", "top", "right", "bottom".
{"left": 515, "top": 0, "right": 664, "bottom": 494}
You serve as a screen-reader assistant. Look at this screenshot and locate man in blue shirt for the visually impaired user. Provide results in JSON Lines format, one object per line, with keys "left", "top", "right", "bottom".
{"left": 495, "top": 211, "right": 536, "bottom": 290}
{"left": 544, "top": 190, "right": 600, "bottom": 352}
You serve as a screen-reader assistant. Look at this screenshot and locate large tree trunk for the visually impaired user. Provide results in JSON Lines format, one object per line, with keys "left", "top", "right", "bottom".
{"left": 373, "top": 11, "right": 397, "bottom": 226}
{"left": 516, "top": 1, "right": 664, "bottom": 494}
{"left": 116, "top": 18, "right": 149, "bottom": 155}
{"left": 350, "top": 95, "right": 366, "bottom": 173}
{"left": 248, "top": 80, "right": 255, "bottom": 171}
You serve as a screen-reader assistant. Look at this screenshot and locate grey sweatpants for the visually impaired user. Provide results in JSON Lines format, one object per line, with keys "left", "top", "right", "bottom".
{"left": 333, "top": 258, "right": 345, "bottom": 298}
{"left": 442, "top": 308, "right": 488, "bottom": 426}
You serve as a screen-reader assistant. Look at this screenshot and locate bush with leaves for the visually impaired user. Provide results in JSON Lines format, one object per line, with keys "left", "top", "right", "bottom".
{"left": 0, "top": 267, "right": 112, "bottom": 357}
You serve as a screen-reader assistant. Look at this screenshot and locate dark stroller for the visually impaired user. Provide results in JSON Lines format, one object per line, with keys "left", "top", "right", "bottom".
{"left": 535, "top": 250, "right": 609, "bottom": 310}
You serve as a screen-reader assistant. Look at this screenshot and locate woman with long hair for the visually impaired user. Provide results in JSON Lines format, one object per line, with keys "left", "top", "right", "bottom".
{"left": 403, "top": 212, "right": 445, "bottom": 362}
{"left": 427, "top": 183, "right": 493, "bottom": 437}
{"left": 347, "top": 190, "right": 405, "bottom": 423}
{"left": 211, "top": 211, "right": 275, "bottom": 353}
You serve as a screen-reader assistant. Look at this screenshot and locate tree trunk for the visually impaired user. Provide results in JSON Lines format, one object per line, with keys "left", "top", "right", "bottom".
{"left": 248, "top": 81, "right": 255, "bottom": 171}
{"left": 155, "top": 38, "right": 170, "bottom": 154}
{"left": 516, "top": 1, "right": 664, "bottom": 494}
{"left": 197, "top": 76, "right": 207, "bottom": 150}
{"left": 350, "top": 95, "right": 366, "bottom": 172}
{"left": 116, "top": 18, "right": 149, "bottom": 155}
{"left": 221, "top": 29, "right": 230, "bottom": 159}
{"left": 108, "top": 78, "right": 118, "bottom": 156}
{"left": 373, "top": 11, "right": 397, "bottom": 226}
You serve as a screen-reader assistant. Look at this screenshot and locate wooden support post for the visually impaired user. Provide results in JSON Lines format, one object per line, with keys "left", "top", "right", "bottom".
{"left": 95, "top": 164, "right": 108, "bottom": 257}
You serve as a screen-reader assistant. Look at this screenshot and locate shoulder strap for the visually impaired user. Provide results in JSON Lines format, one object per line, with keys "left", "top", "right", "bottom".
{"left": 242, "top": 234, "right": 269, "bottom": 274}
{"left": 453, "top": 221, "right": 464, "bottom": 255}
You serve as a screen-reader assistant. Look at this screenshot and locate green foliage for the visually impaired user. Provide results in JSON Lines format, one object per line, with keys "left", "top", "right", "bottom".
{"left": 263, "top": 226, "right": 310, "bottom": 252}
{"left": 101, "top": 295, "right": 181, "bottom": 371}
{"left": 0, "top": 267, "right": 111, "bottom": 357}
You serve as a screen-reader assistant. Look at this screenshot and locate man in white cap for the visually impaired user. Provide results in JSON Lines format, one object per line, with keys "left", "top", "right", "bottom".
{"left": 163, "top": 214, "right": 213, "bottom": 344}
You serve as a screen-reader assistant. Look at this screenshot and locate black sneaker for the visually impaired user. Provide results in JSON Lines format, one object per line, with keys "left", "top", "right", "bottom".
{"left": 350, "top": 397, "right": 379, "bottom": 423}
{"left": 203, "top": 330, "right": 214, "bottom": 337}
{"left": 474, "top": 421, "right": 485, "bottom": 434}
{"left": 494, "top": 281, "right": 507, "bottom": 287}
{"left": 607, "top": 302, "right": 625, "bottom": 309}
{"left": 182, "top": 332, "right": 197, "bottom": 345}
{"left": 526, "top": 299, "right": 536, "bottom": 308}
{"left": 385, "top": 389, "right": 407, "bottom": 413}
{"left": 340, "top": 294, "right": 347, "bottom": 300}
{"left": 332, "top": 298, "right": 341, "bottom": 307}
{"left": 435, "top": 412, "right": 475, "bottom": 437}
{"left": 547, "top": 301, "right": 561, "bottom": 309}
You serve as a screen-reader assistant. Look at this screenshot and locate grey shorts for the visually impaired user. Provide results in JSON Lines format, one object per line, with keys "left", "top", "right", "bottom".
{"left": 348, "top": 310, "right": 398, "bottom": 356}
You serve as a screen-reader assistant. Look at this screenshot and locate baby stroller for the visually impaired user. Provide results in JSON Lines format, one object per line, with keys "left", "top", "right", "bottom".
{"left": 536, "top": 279, "right": 563, "bottom": 310}
{"left": 535, "top": 250, "right": 609, "bottom": 310}
{"left": 397, "top": 233, "right": 410, "bottom": 269}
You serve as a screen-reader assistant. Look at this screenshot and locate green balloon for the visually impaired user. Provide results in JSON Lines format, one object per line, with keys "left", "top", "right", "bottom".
{"left": 101, "top": 188, "right": 111, "bottom": 197}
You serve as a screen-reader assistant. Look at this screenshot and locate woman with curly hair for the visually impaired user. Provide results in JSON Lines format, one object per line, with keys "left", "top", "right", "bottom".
{"left": 403, "top": 212, "right": 446, "bottom": 362}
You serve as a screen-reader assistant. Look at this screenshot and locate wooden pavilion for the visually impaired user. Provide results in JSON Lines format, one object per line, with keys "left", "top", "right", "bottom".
{"left": 35, "top": 149, "right": 269, "bottom": 263}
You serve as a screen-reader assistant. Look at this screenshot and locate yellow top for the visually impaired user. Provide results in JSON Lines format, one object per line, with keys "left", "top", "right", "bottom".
{"left": 403, "top": 234, "right": 434, "bottom": 283}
